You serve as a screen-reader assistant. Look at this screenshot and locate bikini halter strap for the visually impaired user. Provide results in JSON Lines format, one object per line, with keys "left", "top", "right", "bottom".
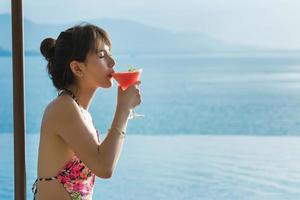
{"left": 58, "top": 88, "right": 79, "bottom": 105}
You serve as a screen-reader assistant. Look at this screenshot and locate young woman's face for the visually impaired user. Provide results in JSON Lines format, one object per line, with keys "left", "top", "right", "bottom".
{"left": 83, "top": 40, "right": 115, "bottom": 89}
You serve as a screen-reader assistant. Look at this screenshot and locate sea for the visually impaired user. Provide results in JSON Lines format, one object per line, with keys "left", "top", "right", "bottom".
{"left": 1, "top": 52, "right": 300, "bottom": 199}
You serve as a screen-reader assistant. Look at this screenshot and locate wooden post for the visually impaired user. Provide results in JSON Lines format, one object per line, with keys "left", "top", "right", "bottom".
{"left": 11, "top": 0, "right": 26, "bottom": 199}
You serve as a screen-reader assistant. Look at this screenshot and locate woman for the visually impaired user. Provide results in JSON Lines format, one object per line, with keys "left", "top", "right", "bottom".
{"left": 32, "top": 24, "right": 141, "bottom": 200}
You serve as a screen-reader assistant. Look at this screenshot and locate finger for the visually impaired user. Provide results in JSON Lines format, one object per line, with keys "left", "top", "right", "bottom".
{"left": 128, "top": 84, "right": 137, "bottom": 90}
{"left": 134, "top": 82, "right": 141, "bottom": 90}
{"left": 134, "top": 81, "right": 141, "bottom": 86}
{"left": 118, "top": 86, "right": 124, "bottom": 92}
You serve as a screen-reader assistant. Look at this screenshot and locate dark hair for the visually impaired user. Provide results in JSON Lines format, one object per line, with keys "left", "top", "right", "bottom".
{"left": 40, "top": 23, "right": 112, "bottom": 91}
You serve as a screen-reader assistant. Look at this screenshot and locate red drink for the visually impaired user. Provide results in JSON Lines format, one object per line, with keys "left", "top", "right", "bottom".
{"left": 112, "top": 69, "right": 142, "bottom": 90}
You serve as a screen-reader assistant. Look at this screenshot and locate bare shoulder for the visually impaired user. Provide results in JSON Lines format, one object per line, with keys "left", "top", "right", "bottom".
{"left": 45, "top": 94, "right": 77, "bottom": 115}
{"left": 42, "top": 95, "right": 80, "bottom": 133}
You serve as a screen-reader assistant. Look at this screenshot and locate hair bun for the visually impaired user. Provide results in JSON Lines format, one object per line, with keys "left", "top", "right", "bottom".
{"left": 40, "top": 38, "right": 56, "bottom": 61}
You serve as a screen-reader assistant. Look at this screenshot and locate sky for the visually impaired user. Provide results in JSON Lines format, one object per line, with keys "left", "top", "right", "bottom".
{"left": 1, "top": 0, "right": 300, "bottom": 50}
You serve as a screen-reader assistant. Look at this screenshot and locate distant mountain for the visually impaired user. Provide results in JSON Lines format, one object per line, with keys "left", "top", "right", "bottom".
{"left": 0, "top": 47, "right": 11, "bottom": 56}
{"left": 0, "top": 14, "right": 69, "bottom": 54}
{"left": 0, "top": 13, "right": 256, "bottom": 55}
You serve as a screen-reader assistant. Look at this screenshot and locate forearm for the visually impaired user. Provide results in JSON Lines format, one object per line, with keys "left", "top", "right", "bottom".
{"left": 98, "top": 105, "right": 130, "bottom": 174}
{"left": 111, "top": 104, "right": 130, "bottom": 131}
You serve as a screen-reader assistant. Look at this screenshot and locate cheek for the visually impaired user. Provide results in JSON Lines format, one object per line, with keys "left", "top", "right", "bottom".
{"left": 90, "top": 65, "right": 108, "bottom": 83}
{"left": 86, "top": 59, "right": 109, "bottom": 81}
{"left": 89, "top": 61, "right": 104, "bottom": 75}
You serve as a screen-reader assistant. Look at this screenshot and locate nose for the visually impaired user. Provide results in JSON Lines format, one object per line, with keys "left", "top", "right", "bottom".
{"left": 108, "top": 55, "right": 115, "bottom": 68}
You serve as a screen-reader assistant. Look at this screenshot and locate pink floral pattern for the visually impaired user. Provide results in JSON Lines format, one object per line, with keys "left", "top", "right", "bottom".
{"left": 56, "top": 155, "right": 95, "bottom": 200}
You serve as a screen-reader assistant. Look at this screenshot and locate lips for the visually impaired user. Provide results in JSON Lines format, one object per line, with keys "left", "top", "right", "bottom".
{"left": 108, "top": 71, "right": 115, "bottom": 78}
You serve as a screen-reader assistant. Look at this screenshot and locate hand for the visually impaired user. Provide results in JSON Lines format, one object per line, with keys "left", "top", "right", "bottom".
{"left": 117, "top": 81, "right": 142, "bottom": 110}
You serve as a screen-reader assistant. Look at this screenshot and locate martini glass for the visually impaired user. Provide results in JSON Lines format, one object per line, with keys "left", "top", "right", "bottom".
{"left": 112, "top": 69, "right": 144, "bottom": 119}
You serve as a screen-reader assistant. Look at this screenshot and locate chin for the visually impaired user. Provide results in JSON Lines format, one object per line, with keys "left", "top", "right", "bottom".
{"left": 101, "top": 80, "right": 114, "bottom": 88}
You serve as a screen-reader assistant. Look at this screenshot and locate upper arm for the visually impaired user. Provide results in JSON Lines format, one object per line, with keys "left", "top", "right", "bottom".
{"left": 50, "top": 98, "right": 108, "bottom": 177}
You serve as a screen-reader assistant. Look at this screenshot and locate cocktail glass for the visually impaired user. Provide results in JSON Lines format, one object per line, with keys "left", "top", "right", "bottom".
{"left": 112, "top": 69, "right": 144, "bottom": 119}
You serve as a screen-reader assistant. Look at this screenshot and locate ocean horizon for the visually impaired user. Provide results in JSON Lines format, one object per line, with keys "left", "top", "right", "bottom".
{"left": 2, "top": 53, "right": 300, "bottom": 135}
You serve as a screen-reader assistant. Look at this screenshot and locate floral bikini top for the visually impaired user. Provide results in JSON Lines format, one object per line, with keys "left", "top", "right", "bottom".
{"left": 32, "top": 152, "right": 97, "bottom": 200}
{"left": 32, "top": 89, "right": 99, "bottom": 200}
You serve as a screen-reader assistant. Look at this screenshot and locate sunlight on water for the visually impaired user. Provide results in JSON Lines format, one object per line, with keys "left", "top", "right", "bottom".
{"left": 1, "top": 134, "right": 300, "bottom": 200}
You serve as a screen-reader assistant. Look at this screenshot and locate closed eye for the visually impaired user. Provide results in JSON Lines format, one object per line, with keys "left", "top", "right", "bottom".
{"left": 97, "top": 49, "right": 112, "bottom": 59}
{"left": 97, "top": 50, "right": 105, "bottom": 58}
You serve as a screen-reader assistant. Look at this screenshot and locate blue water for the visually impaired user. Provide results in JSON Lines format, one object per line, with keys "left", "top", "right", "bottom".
{"left": 1, "top": 134, "right": 300, "bottom": 200}
{"left": 2, "top": 53, "right": 300, "bottom": 199}
{"left": 1, "top": 53, "right": 300, "bottom": 135}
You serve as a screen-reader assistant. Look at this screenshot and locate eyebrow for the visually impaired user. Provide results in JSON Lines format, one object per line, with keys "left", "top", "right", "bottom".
{"left": 96, "top": 48, "right": 111, "bottom": 53}
{"left": 97, "top": 43, "right": 110, "bottom": 50}
{"left": 96, "top": 49, "right": 112, "bottom": 57}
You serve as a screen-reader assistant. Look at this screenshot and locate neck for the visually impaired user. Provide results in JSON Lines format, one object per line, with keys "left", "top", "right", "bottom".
{"left": 66, "top": 84, "right": 97, "bottom": 110}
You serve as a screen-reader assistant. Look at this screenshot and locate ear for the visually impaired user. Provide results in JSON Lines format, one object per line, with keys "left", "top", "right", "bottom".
{"left": 69, "top": 60, "right": 85, "bottom": 78}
